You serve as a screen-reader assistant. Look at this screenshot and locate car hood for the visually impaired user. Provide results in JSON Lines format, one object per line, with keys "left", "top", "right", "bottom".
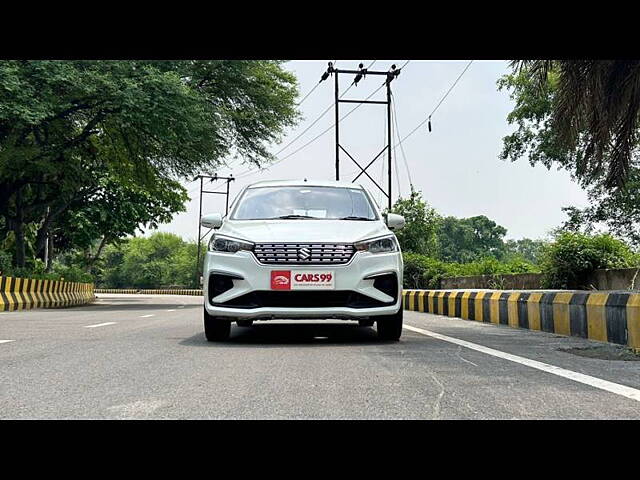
{"left": 218, "top": 219, "right": 392, "bottom": 243}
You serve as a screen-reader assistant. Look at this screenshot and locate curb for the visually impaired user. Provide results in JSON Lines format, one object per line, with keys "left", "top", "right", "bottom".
{"left": 402, "top": 289, "right": 640, "bottom": 353}
{"left": 0, "top": 276, "right": 95, "bottom": 311}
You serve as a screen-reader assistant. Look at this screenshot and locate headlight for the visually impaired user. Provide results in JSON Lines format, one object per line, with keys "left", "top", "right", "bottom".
{"left": 208, "top": 234, "right": 254, "bottom": 253}
{"left": 354, "top": 235, "right": 398, "bottom": 254}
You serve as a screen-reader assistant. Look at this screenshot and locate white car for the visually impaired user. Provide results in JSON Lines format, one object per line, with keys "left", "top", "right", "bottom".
{"left": 200, "top": 180, "right": 405, "bottom": 341}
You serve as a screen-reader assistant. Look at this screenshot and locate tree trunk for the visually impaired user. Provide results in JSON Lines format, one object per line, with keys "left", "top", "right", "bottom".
{"left": 14, "top": 189, "right": 26, "bottom": 269}
{"left": 43, "top": 230, "right": 49, "bottom": 267}
{"left": 35, "top": 203, "right": 66, "bottom": 257}
{"left": 86, "top": 235, "right": 109, "bottom": 270}
{"left": 46, "top": 235, "right": 53, "bottom": 272}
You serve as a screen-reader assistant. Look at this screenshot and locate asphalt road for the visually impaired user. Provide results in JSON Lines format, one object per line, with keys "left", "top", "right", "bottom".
{"left": 1, "top": 294, "right": 639, "bottom": 419}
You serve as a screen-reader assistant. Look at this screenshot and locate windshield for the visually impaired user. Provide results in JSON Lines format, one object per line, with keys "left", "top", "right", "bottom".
{"left": 231, "top": 186, "right": 378, "bottom": 220}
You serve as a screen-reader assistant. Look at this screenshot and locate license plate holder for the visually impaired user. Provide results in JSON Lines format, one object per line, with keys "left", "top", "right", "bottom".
{"left": 270, "top": 270, "right": 335, "bottom": 290}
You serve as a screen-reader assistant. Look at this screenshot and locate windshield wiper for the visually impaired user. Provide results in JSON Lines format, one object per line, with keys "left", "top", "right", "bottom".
{"left": 339, "top": 216, "right": 373, "bottom": 221}
{"left": 273, "top": 214, "right": 316, "bottom": 219}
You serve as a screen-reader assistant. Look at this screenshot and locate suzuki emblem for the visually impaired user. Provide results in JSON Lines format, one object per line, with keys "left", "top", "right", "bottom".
{"left": 297, "top": 247, "right": 311, "bottom": 260}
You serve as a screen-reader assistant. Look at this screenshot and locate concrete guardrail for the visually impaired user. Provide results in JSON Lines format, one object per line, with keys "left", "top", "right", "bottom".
{"left": 0, "top": 275, "right": 94, "bottom": 311}
{"left": 402, "top": 289, "right": 640, "bottom": 352}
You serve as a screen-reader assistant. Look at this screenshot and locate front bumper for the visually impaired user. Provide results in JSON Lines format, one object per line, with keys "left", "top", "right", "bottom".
{"left": 203, "top": 249, "right": 403, "bottom": 320}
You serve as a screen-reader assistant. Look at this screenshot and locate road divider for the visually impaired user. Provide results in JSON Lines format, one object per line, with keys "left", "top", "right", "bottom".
{"left": 95, "top": 289, "right": 203, "bottom": 295}
{"left": 0, "top": 276, "right": 94, "bottom": 312}
{"left": 402, "top": 289, "right": 640, "bottom": 352}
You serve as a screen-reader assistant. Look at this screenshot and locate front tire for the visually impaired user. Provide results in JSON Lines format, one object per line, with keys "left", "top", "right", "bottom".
{"left": 376, "top": 308, "right": 403, "bottom": 341}
{"left": 204, "top": 308, "right": 231, "bottom": 341}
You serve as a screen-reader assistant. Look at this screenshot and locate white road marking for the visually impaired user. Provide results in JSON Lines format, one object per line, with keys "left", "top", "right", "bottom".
{"left": 139, "top": 314, "right": 154, "bottom": 318}
{"left": 84, "top": 322, "right": 117, "bottom": 328}
{"left": 177, "top": 306, "right": 185, "bottom": 309}
{"left": 166, "top": 309, "right": 176, "bottom": 312}
{"left": 0, "top": 339, "right": 15, "bottom": 344}
{"left": 403, "top": 324, "right": 640, "bottom": 403}
{"left": 107, "top": 400, "right": 165, "bottom": 418}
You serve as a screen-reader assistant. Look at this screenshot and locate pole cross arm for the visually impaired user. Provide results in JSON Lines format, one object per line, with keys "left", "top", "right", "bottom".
{"left": 194, "top": 172, "right": 236, "bottom": 287}
{"left": 327, "top": 62, "right": 402, "bottom": 209}
{"left": 339, "top": 145, "right": 388, "bottom": 198}
{"left": 352, "top": 145, "right": 389, "bottom": 183}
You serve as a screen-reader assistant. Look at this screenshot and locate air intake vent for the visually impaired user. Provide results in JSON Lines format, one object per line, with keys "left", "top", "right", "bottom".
{"left": 253, "top": 243, "right": 355, "bottom": 265}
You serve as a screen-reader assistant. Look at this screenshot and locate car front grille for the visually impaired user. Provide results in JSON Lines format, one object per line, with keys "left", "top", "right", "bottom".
{"left": 253, "top": 243, "right": 356, "bottom": 265}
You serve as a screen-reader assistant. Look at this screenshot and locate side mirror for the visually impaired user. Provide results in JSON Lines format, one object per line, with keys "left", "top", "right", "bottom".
{"left": 201, "top": 213, "right": 223, "bottom": 229}
{"left": 386, "top": 213, "right": 405, "bottom": 230}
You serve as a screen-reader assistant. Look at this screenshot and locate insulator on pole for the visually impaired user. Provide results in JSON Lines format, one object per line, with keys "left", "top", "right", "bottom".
{"left": 320, "top": 62, "right": 334, "bottom": 83}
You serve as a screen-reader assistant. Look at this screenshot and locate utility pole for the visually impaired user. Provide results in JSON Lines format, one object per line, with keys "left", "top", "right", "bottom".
{"left": 321, "top": 62, "right": 402, "bottom": 210}
{"left": 194, "top": 173, "right": 235, "bottom": 287}
{"left": 335, "top": 68, "right": 340, "bottom": 181}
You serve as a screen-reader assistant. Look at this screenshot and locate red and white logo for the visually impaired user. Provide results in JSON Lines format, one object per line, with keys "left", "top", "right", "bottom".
{"left": 270, "top": 271, "right": 291, "bottom": 290}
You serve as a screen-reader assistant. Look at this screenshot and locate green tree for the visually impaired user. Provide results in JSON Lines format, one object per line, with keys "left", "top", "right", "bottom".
{"left": 0, "top": 60, "right": 299, "bottom": 269}
{"left": 559, "top": 169, "right": 640, "bottom": 246}
{"left": 389, "top": 190, "right": 440, "bottom": 256}
{"left": 52, "top": 171, "right": 188, "bottom": 272}
{"left": 437, "top": 215, "right": 507, "bottom": 263}
{"left": 98, "top": 233, "right": 199, "bottom": 289}
{"left": 504, "top": 238, "right": 547, "bottom": 264}
{"left": 499, "top": 64, "right": 640, "bottom": 247}
{"left": 508, "top": 60, "right": 640, "bottom": 189}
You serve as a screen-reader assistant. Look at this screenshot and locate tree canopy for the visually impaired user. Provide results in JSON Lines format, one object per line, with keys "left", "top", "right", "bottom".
{"left": 499, "top": 62, "right": 640, "bottom": 246}
{"left": 99, "top": 232, "right": 197, "bottom": 289}
{"left": 0, "top": 60, "right": 299, "bottom": 270}
{"left": 389, "top": 190, "right": 534, "bottom": 264}
{"left": 436, "top": 215, "right": 507, "bottom": 263}
{"left": 507, "top": 60, "right": 640, "bottom": 189}
{"left": 388, "top": 190, "right": 439, "bottom": 256}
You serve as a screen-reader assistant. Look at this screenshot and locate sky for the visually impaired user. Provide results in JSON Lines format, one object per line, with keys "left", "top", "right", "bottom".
{"left": 151, "top": 60, "right": 589, "bottom": 242}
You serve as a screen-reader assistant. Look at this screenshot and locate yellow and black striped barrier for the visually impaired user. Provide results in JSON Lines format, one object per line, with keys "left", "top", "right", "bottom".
{"left": 0, "top": 275, "right": 94, "bottom": 311}
{"left": 95, "top": 288, "right": 203, "bottom": 295}
{"left": 402, "top": 289, "right": 640, "bottom": 352}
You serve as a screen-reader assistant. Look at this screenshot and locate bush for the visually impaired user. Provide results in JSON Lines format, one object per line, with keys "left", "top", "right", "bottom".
{"left": 403, "top": 253, "right": 448, "bottom": 289}
{"left": 540, "top": 232, "right": 638, "bottom": 289}
{"left": 50, "top": 263, "right": 94, "bottom": 283}
{"left": 0, "top": 248, "right": 11, "bottom": 276}
{"left": 402, "top": 252, "right": 539, "bottom": 289}
{"left": 0, "top": 248, "right": 93, "bottom": 283}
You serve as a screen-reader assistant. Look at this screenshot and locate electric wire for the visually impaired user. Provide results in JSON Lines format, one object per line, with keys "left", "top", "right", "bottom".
{"left": 277, "top": 82, "right": 387, "bottom": 161}
{"left": 192, "top": 60, "right": 407, "bottom": 197}
{"left": 379, "top": 109, "right": 387, "bottom": 206}
{"left": 204, "top": 60, "right": 397, "bottom": 192}
{"left": 296, "top": 82, "right": 322, "bottom": 107}
{"left": 391, "top": 91, "right": 413, "bottom": 191}
{"left": 392, "top": 60, "right": 473, "bottom": 150}
{"left": 273, "top": 60, "right": 377, "bottom": 157}
{"left": 222, "top": 79, "right": 388, "bottom": 187}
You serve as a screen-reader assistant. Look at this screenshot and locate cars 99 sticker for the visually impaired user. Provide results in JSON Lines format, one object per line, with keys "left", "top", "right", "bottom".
{"left": 270, "top": 270, "right": 334, "bottom": 290}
